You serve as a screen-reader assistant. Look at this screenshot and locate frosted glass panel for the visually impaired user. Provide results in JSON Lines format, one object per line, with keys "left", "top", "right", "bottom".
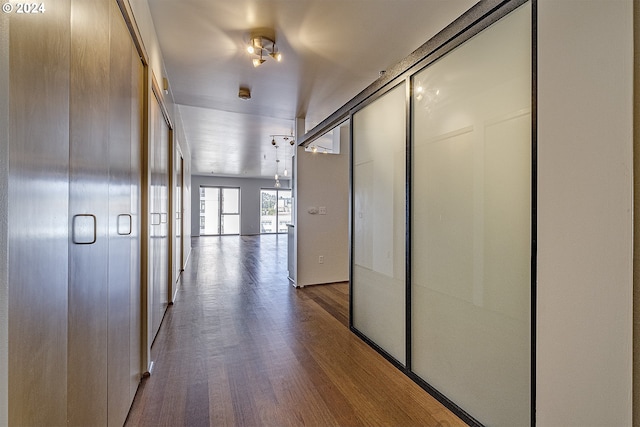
{"left": 411, "top": 3, "right": 531, "bottom": 426}
{"left": 352, "top": 83, "right": 406, "bottom": 363}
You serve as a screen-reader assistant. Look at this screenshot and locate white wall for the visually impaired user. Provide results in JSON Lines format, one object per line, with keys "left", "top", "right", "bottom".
{"left": 537, "top": 0, "right": 633, "bottom": 425}
{"left": 295, "top": 125, "right": 350, "bottom": 287}
{"left": 191, "top": 175, "right": 290, "bottom": 236}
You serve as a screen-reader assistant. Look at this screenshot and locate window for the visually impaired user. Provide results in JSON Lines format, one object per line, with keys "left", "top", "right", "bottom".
{"left": 260, "top": 189, "right": 291, "bottom": 233}
{"left": 199, "top": 186, "right": 240, "bottom": 235}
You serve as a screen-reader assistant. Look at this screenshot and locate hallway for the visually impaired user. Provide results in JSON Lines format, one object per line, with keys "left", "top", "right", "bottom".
{"left": 125, "top": 235, "right": 465, "bottom": 426}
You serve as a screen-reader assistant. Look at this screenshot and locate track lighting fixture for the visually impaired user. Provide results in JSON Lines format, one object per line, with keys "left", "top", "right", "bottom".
{"left": 269, "top": 133, "right": 294, "bottom": 147}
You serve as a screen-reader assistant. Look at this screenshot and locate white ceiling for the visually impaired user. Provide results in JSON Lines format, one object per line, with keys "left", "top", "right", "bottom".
{"left": 147, "top": 0, "right": 478, "bottom": 178}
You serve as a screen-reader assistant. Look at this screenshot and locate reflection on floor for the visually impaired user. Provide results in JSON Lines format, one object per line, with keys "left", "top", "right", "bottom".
{"left": 125, "top": 234, "right": 465, "bottom": 426}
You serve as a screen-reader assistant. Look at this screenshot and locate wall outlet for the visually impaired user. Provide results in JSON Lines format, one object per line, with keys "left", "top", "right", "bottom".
{"left": 318, "top": 255, "right": 324, "bottom": 264}
{"left": 319, "top": 206, "right": 326, "bottom": 215}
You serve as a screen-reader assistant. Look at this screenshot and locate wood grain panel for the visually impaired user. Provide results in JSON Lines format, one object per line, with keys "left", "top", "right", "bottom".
{"left": 173, "top": 151, "right": 183, "bottom": 293}
{"left": 7, "top": 2, "right": 71, "bottom": 425}
{"left": 0, "top": 10, "right": 7, "bottom": 426}
{"left": 8, "top": 0, "right": 144, "bottom": 424}
{"left": 130, "top": 39, "right": 144, "bottom": 405}
{"left": 125, "top": 236, "right": 465, "bottom": 427}
{"left": 149, "top": 88, "right": 170, "bottom": 344}
{"left": 107, "top": 2, "right": 136, "bottom": 425}
{"left": 68, "top": 0, "right": 110, "bottom": 424}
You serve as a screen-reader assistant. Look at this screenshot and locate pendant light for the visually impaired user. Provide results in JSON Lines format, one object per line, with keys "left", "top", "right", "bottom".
{"left": 274, "top": 148, "right": 281, "bottom": 188}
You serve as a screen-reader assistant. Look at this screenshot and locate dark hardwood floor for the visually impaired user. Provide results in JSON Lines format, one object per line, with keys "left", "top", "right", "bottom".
{"left": 125, "top": 235, "right": 465, "bottom": 427}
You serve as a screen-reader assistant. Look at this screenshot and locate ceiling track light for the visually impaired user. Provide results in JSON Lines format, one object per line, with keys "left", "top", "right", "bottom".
{"left": 269, "top": 132, "right": 295, "bottom": 148}
{"left": 247, "top": 34, "right": 282, "bottom": 67}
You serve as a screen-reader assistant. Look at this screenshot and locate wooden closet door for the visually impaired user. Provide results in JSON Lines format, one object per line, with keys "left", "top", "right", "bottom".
{"left": 68, "top": 0, "right": 111, "bottom": 423}
{"left": 7, "top": 2, "right": 71, "bottom": 425}
{"left": 129, "top": 33, "right": 145, "bottom": 410}
{"left": 8, "top": 0, "right": 142, "bottom": 424}
{"left": 107, "top": 1, "right": 141, "bottom": 424}
{"left": 149, "top": 91, "right": 170, "bottom": 342}
{"left": 69, "top": 1, "right": 143, "bottom": 424}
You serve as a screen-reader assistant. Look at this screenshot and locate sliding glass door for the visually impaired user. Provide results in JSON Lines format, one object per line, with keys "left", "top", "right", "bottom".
{"left": 349, "top": 3, "right": 532, "bottom": 426}
{"left": 410, "top": 4, "right": 532, "bottom": 426}
{"left": 351, "top": 83, "right": 406, "bottom": 364}
{"left": 199, "top": 187, "right": 240, "bottom": 235}
{"left": 260, "top": 189, "right": 292, "bottom": 233}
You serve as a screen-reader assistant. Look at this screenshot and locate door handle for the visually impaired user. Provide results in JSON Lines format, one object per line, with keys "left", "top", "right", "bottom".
{"left": 150, "top": 213, "right": 161, "bottom": 225}
{"left": 72, "top": 214, "right": 97, "bottom": 244}
{"left": 117, "top": 214, "right": 132, "bottom": 235}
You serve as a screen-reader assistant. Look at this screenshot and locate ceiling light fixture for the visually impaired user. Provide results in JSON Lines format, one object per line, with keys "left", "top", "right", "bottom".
{"left": 238, "top": 86, "right": 251, "bottom": 100}
{"left": 247, "top": 35, "right": 282, "bottom": 67}
{"left": 274, "top": 159, "right": 281, "bottom": 188}
{"left": 283, "top": 143, "right": 289, "bottom": 177}
{"left": 273, "top": 144, "right": 281, "bottom": 188}
{"left": 269, "top": 132, "right": 294, "bottom": 146}
{"left": 270, "top": 131, "right": 294, "bottom": 185}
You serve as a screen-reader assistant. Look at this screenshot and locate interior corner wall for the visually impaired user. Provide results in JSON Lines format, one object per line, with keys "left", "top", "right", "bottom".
{"left": 295, "top": 127, "right": 349, "bottom": 287}
{"left": 537, "top": 0, "right": 633, "bottom": 425}
{"left": 190, "top": 175, "right": 291, "bottom": 237}
{"left": 0, "top": 8, "right": 8, "bottom": 426}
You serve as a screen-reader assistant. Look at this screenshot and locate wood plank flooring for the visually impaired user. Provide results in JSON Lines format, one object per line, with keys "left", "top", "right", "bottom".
{"left": 125, "top": 235, "right": 466, "bottom": 427}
